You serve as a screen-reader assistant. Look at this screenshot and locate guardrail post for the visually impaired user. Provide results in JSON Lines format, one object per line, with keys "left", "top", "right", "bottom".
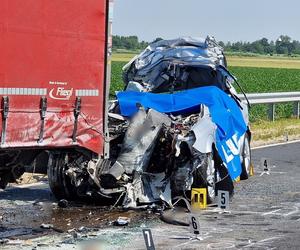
{"left": 268, "top": 103, "right": 275, "bottom": 121}
{"left": 238, "top": 92, "right": 300, "bottom": 121}
{"left": 293, "top": 101, "right": 300, "bottom": 119}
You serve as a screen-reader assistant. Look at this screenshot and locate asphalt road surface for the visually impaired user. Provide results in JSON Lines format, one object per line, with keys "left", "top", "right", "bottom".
{"left": 1, "top": 142, "right": 300, "bottom": 249}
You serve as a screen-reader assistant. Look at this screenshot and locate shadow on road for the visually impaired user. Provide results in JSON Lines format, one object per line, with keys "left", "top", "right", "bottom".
{"left": 0, "top": 183, "right": 54, "bottom": 203}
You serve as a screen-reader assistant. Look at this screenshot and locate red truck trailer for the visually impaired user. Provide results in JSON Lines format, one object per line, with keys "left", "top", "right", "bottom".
{"left": 0, "top": 0, "right": 112, "bottom": 198}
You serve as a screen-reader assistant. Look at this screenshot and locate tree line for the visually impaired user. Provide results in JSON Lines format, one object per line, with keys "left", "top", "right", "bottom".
{"left": 220, "top": 35, "right": 300, "bottom": 55}
{"left": 113, "top": 35, "right": 300, "bottom": 56}
{"left": 112, "top": 35, "right": 149, "bottom": 51}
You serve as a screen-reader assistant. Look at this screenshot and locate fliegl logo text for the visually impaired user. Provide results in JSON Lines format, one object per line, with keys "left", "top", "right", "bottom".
{"left": 49, "top": 81, "right": 73, "bottom": 100}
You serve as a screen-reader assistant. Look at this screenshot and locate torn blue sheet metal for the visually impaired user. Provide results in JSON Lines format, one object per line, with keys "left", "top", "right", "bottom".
{"left": 116, "top": 86, "right": 247, "bottom": 180}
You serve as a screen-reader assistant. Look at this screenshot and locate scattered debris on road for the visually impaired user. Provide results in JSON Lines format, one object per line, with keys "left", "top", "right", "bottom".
{"left": 57, "top": 199, "right": 69, "bottom": 208}
{"left": 113, "top": 217, "right": 131, "bottom": 226}
{"left": 40, "top": 224, "right": 64, "bottom": 233}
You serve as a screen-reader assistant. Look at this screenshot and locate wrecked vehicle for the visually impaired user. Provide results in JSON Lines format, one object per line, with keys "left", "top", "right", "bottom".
{"left": 0, "top": 0, "right": 251, "bottom": 208}
{"left": 74, "top": 36, "right": 252, "bottom": 207}
{"left": 107, "top": 36, "right": 252, "bottom": 206}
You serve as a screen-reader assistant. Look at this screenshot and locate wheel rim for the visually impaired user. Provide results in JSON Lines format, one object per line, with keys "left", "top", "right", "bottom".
{"left": 243, "top": 138, "right": 251, "bottom": 174}
{"left": 206, "top": 154, "right": 216, "bottom": 200}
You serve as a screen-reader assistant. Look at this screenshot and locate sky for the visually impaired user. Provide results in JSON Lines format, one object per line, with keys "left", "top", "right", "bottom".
{"left": 112, "top": 0, "right": 300, "bottom": 42}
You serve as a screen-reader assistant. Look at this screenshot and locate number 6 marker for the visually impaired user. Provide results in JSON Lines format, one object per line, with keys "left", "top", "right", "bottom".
{"left": 189, "top": 214, "right": 200, "bottom": 235}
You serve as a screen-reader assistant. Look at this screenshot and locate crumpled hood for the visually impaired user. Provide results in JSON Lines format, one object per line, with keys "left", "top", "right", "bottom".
{"left": 122, "top": 36, "right": 226, "bottom": 92}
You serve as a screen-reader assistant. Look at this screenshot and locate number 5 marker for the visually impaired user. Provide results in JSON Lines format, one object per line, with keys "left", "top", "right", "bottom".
{"left": 218, "top": 190, "right": 229, "bottom": 210}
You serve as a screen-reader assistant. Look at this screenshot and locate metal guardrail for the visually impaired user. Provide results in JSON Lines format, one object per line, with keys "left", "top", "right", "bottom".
{"left": 238, "top": 92, "right": 300, "bottom": 121}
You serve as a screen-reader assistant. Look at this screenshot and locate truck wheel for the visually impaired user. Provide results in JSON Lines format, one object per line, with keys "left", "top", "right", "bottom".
{"left": 240, "top": 134, "right": 251, "bottom": 180}
{"left": 47, "top": 153, "right": 77, "bottom": 200}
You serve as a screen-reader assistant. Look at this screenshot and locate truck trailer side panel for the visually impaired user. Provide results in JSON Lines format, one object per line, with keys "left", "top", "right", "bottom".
{"left": 0, "top": 0, "right": 108, "bottom": 155}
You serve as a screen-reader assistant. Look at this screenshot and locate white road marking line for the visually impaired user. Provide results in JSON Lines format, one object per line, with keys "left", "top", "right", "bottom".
{"left": 256, "top": 171, "right": 287, "bottom": 174}
{"left": 252, "top": 139, "right": 300, "bottom": 150}
{"left": 262, "top": 209, "right": 282, "bottom": 216}
{"left": 283, "top": 206, "right": 299, "bottom": 217}
{"left": 173, "top": 236, "right": 212, "bottom": 249}
{"left": 242, "top": 235, "right": 284, "bottom": 248}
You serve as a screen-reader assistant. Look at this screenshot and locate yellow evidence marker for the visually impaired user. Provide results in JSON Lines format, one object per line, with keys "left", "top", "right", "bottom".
{"left": 191, "top": 188, "right": 207, "bottom": 209}
{"left": 249, "top": 163, "right": 254, "bottom": 176}
{"left": 235, "top": 176, "right": 240, "bottom": 183}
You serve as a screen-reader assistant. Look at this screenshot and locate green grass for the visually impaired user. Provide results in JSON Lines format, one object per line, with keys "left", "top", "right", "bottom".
{"left": 111, "top": 61, "right": 126, "bottom": 95}
{"left": 229, "top": 67, "right": 300, "bottom": 121}
{"left": 111, "top": 61, "right": 300, "bottom": 122}
{"left": 228, "top": 67, "right": 300, "bottom": 92}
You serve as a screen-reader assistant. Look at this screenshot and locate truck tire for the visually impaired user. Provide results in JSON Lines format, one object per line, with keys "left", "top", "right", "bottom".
{"left": 240, "top": 134, "right": 251, "bottom": 180}
{"left": 47, "top": 152, "right": 77, "bottom": 200}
